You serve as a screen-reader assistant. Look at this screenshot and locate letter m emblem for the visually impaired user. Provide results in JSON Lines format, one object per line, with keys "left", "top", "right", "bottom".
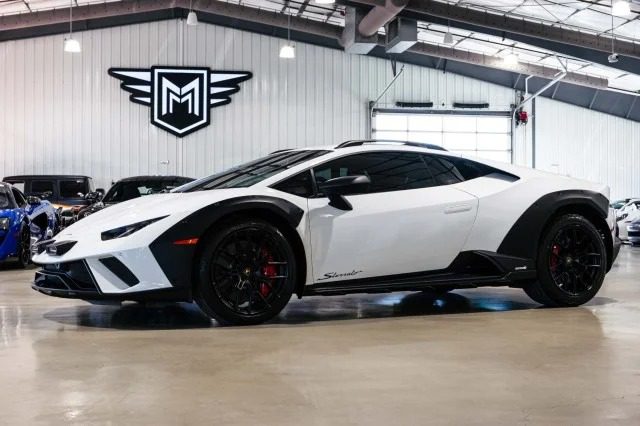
{"left": 152, "top": 67, "right": 209, "bottom": 137}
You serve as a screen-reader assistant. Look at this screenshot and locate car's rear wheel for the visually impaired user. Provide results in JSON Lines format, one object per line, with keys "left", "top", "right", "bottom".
{"left": 194, "top": 218, "right": 297, "bottom": 326}
{"left": 16, "top": 224, "right": 31, "bottom": 269}
{"left": 524, "top": 214, "right": 606, "bottom": 307}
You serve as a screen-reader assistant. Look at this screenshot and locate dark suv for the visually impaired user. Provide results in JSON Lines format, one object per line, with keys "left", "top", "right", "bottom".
{"left": 2, "top": 175, "right": 99, "bottom": 210}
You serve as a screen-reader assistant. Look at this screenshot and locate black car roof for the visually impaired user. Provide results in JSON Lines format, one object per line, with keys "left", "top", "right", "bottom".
{"left": 4, "top": 175, "right": 91, "bottom": 180}
{"left": 116, "top": 175, "right": 194, "bottom": 183}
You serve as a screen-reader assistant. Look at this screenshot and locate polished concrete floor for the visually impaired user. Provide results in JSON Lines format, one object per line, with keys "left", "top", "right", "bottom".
{"left": 1, "top": 248, "right": 640, "bottom": 424}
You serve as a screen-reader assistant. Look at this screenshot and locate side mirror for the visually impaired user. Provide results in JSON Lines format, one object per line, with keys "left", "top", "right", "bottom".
{"left": 85, "top": 191, "right": 103, "bottom": 203}
{"left": 96, "top": 188, "right": 105, "bottom": 195}
{"left": 27, "top": 196, "right": 41, "bottom": 206}
{"left": 318, "top": 175, "right": 370, "bottom": 211}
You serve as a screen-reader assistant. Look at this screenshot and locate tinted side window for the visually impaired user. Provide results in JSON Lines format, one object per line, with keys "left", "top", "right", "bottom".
{"left": 60, "top": 180, "right": 88, "bottom": 198}
{"left": 423, "top": 156, "right": 464, "bottom": 185}
{"left": 12, "top": 188, "right": 26, "bottom": 207}
{"left": 272, "top": 171, "right": 314, "bottom": 197}
{"left": 448, "top": 157, "right": 500, "bottom": 180}
{"left": 32, "top": 180, "right": 55, "bottom": 196}
{"left": 0, "top": 187, "right": 11, "bottom": 209}
{"left": 313, "top": 152, "right": 435, "bottom": 194}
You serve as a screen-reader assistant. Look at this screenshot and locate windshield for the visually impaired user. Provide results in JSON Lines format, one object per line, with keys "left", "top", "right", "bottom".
{"left": 104, "top": 178, "right": 194, "bottom": 203}
{"left": 176, "top": 150, "right": 330, "bottom": 192}
{"left": 0, "top": 188, "right": 9, "bottom": 209}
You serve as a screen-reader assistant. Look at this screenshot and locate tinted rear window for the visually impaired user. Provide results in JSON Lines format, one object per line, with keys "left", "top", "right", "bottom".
{"left": 60, "top": 179, "right": 89, "bottom": 198}
{"left": 32, "top": 180, "right": 55, "bottom": 195}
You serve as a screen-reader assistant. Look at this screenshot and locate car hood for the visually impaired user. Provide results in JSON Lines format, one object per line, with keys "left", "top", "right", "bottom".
{"left": 55, "top": 188, "right": 253, "bottom": 238}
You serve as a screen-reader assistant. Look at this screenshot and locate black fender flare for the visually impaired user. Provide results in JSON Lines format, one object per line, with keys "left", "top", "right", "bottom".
{"left": 149, "top": 196, "right": 305, "bottom": 295}
{"left": 497, "top": 190, "right": 610, "bottom": 263}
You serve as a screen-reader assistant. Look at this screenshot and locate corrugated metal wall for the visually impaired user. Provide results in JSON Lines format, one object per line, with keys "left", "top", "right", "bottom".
{"left": 0, "top": 19, "right": 517, "bottom": 190}
{"left": 535, "top": 97, "right": 640, "bottom": 199}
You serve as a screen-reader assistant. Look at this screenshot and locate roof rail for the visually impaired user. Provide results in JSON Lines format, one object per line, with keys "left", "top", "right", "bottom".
{"left": 335, "top": 140, "right": 447, "bottom": 152}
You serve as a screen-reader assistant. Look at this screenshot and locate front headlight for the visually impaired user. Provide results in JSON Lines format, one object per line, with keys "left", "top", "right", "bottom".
{"left": 101, "top": 216, "right": 168, "bottom": 241}
{"left": 0, "top": 217, "right": 9, "bottom": 231}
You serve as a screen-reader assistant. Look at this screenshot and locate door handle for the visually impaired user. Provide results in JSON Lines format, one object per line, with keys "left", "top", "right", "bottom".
{"left": 444, "top": 204, "right": 473, "bottom": 214}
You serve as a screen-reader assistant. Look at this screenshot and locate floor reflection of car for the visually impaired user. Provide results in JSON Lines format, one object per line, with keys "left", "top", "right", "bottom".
{"left": 76, "top": 175, "right": 194, "bottom": 220}
{"left": 0, "top": 182, "right": 59, "bottom": 267}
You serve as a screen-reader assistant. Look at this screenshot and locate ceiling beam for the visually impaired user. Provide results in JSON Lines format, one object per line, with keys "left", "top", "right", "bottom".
{"left": 0, "top": 0, "right": 342, "bottom": 40}
{"left": 408, "top": 43, "right": 607, "bottom": 89}
{"left": 345, "top": 0, "right": 640, "bottom": 59}
{"left": 0, "top": 0, "right": 606, "bottom": 90}
{"left": 0, "top": 0, "right": 636, "bottom": 121}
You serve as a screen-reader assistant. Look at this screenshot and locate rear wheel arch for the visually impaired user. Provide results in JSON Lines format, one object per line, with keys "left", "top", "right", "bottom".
{"left": 546, "top": 204, "right": 613, "bottom": 271}
{"left": 498, "top": 190, "right": 610, "bottom": 265}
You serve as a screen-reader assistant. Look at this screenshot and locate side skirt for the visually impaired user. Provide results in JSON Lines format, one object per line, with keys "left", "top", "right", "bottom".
{"left": 303, "top": 251, "right": 537, "bottom": 296}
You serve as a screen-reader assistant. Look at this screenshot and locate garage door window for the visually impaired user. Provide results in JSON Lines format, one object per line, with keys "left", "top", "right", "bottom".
{"left": 373, "top": 112, "right": 512, "bottom": 163}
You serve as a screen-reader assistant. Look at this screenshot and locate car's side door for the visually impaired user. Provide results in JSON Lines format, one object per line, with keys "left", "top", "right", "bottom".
{"left": 306, "top": 151, "right": 479, "bottom": 284}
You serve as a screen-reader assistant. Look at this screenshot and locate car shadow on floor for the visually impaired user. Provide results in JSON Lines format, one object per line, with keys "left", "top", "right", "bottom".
{"left": 40, "top": 290, "right": 617, "bottom": 330}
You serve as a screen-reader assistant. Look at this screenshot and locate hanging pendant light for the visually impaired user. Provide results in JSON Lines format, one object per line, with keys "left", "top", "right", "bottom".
{"left": 279, "top": 11, "right": 295, "bottom": 59}
{"left": 187, "top": 0, "right": 198, "bottom": 25}
{"left": 612, "top": 0, "right": 631, "bottom": 16}
{"left": 64, "top": 0, "right": 80, "bottom": 53}
{"left": 443, "top": 20, "right": 454, "bottom": 45}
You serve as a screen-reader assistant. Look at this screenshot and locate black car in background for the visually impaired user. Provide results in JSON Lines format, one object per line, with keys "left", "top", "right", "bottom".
{"left": 76, "top": 175, "right": 194, "bottom": 219}
{"left": 3, "top": 175, "right": 99, "bottom": 209}
{"left": 3, "top": 175, "right": 100, "bottom": 226}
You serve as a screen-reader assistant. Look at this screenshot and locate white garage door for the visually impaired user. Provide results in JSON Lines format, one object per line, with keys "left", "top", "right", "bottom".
{"left": 372, "top": 112, "right": 512, "bottom": 164}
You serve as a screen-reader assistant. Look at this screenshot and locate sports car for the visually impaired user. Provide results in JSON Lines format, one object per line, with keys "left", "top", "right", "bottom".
{"left": 32, "top": 140, "right": 620, "bottom": 325}
{"left": 1, "top": 183, "right": 59, "bottom": 268}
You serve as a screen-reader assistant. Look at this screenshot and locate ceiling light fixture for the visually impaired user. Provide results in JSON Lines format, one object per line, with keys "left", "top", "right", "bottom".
{"left": 279, "top": 12, "right": 295, "bottom": 59}
{"left": 63, "top": 0, "right": 80, "bottom": 53}
{"left": 504, "top": 52, "right": 519, "bottom": 66}
{"left": 612, "top": 0, "right": 631, "bottom": 16}
{"left": 443, "top": 32, "right": 454, "bottom": 45}
{"left": 314, "top": 0, "right": 336, "bottom": 4}
{"left": 187, "top": 0, "right": 198, "bottom": 25}
{"left": 609, "top": 0, "right": 621, "bottom": 63}
{"left": 443, "top": 20, "right": 454, "bottom": 45}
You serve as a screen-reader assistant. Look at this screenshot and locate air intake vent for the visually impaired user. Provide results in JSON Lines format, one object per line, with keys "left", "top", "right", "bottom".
{"left": 99, "top": 257, "right": 139, "bottom": 286}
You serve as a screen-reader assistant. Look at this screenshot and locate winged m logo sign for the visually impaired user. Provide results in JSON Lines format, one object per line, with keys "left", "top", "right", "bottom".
{"left": 109, "top": 66, "right": 252, "bottom": 137}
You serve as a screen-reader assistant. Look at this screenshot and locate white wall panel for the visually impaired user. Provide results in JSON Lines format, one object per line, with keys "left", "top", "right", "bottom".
{"left": 3, "top": 19, "right": 520, "bottom": 189}
{"left": 535, "top": 97, "right": 640, "bottom": 199}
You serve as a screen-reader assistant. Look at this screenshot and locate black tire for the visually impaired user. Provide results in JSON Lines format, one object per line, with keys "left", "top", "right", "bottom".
{"left": 194, "top": 218, "right": 297, "bottom": 326}
{"left": 524, "top": 214, "right": 607, "bottom": 307}
{"left": 16, "top": 224, "right": 31, "bottom": 269}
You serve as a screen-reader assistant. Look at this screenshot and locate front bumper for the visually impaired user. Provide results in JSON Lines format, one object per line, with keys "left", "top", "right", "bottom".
{"left": 32, "top": 260, "right": 190, "bottom": 302}
{"left": 33, "top": 261, "right": 101, "bottom": 299}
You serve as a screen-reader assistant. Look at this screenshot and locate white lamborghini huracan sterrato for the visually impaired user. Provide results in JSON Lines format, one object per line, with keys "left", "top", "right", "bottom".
{"left": 32, "top": 140, "right": 620, "bottom": 325}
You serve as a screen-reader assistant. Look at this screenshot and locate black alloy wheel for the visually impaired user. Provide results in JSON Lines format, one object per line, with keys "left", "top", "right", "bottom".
{"left": 195, "top": 219, "right": 297, "bottom": 325}
{"left": 16, "top": 224, "right": 31, "bottom": 269}
{"left": 548, "top": 224, "right": 602, "bottom": 296}
{"left": 524, "top": 214, "right": 606, "bottom": 307}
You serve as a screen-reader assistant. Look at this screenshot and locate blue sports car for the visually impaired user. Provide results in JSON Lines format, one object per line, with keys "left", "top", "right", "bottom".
{"left": 0, "top": 182, "right": 59, "bottom": 268}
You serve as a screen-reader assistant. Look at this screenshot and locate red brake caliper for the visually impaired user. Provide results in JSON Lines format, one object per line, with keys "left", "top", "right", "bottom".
{"left": 550, "top": 244, "right": 560, "bottom": 271}
{"left": 260, "top": 250, "right": 276, "bottom": 298}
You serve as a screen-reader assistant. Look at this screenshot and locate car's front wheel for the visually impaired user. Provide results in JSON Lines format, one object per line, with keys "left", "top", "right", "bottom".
{"left": 524, "top": 214, "right": 607, "bottom": 307}
{"left": 16, "top": 224, "right": 31, "bottom": 269}
{"left": 194, "top": 218, "right": 297, "bottom": 325}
